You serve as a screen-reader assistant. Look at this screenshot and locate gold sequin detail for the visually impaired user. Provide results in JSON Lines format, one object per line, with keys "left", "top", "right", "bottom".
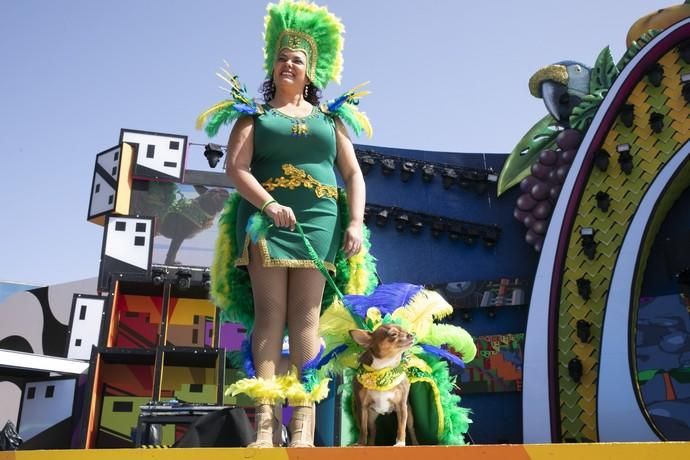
{"left": 262, "top": 164, "right": 337, "bottom": 199}
{"left": 235, "top": 235, "right": 337, "bottom": 273}
{"left": 291, "top": 121, "right": 309, "bottom": 136}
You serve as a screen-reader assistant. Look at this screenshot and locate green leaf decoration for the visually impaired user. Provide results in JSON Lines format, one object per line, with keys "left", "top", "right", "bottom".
{"left": 590, "top": 46, "right": 619, "bottom": 93}
{"left": 497, "top": 114, "right": 559, "bottom": 196}
{"left": 569, "top": 89, "right": 607, "bottom": 132}
{"left": 617, "top": 29, "right": 662, "bottom": 70}
{"left": 637, "top": 368, "right": 660, "bottom": 385}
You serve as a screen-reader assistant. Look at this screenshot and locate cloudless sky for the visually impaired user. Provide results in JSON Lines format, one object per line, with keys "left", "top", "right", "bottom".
{"left": 0, "top": 0, "right": 674, "bottom": 285}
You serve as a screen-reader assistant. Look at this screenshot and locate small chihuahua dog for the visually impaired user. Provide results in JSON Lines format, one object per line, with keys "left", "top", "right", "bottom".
{"left": 349, "top": 324, "right": 419, "bottom": 446}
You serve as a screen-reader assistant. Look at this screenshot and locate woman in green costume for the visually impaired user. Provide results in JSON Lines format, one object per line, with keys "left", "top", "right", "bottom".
{"left": 197, "top": 0, "right": 375, "bottom": 448}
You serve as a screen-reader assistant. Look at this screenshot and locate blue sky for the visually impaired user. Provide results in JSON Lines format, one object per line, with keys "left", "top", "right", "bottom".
{"left": 0, "top": 0, "right": 672, "bottom": 285}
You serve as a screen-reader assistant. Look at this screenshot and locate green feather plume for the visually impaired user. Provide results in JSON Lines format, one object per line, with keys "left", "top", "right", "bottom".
{"left": 246, "top": 212, "right": 272, "bottom": 243}
{"left": 263, "top": 0, "right": 344, "bottom": 89}
{"left": 423, "top": 323, "right": 477, "bottom": 365}
{"left": 210, "top": 193, "right": 254, "bottom": 329}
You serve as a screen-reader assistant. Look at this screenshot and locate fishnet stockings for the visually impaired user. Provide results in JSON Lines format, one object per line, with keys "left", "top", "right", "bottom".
{"left": 247, "top": 243, "right": 326, "bottom": 379}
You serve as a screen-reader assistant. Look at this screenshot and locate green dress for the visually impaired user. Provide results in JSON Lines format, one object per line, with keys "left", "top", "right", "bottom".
{"left": 234, "top": 105, "right": 342, "bottom": 272}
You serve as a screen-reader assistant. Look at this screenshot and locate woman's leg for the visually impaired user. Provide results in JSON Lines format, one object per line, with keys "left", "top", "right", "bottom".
{"left": 248, "top": 243, "right": 289, "bottom": 378}
{"left": 246, "top": 243, "right": 289, "bottom": 447}
{"left": 286, "top": 268, "right": 326, "bottom": 447}
{"left": 286, "top": 267, "right": 326, "bottom": 372}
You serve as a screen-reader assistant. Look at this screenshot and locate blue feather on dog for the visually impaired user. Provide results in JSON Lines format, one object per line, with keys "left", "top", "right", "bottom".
{"left": 344, "top": 283, "right": 423, "bottom": 317}
{"left": 420, "top": 343, "right": 466, "bottom": 368}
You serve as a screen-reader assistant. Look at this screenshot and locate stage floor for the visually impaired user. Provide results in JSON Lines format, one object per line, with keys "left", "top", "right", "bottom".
{"left": 2, "top": 443, "right": 690, "bottom": 460}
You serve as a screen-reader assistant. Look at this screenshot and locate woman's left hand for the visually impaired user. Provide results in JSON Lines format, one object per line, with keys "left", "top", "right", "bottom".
{"left": 342, "top": 221, "right": 363, "bottom": 258}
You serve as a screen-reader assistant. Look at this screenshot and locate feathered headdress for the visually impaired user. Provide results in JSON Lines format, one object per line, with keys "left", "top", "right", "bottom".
{"left": 263, "top": 0, "right": 344, "bottom": 89}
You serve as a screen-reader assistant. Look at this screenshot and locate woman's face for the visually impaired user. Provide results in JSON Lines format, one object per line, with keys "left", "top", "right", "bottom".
{"left": 273, "top": 49, "right": 309, "bottom": 89}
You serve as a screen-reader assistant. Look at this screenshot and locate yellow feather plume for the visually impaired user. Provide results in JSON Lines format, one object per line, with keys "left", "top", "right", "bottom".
{"left": 225, "top": 376, "right": 285, "bottom": 405}
{"left": 319, "top": 298, "right": 358, "bottom": 343}
{"left": 354, "top": 110, "right": 373, "bottom": 138}
{"left": 391, "top": 290, "right": 453, "bottom": 339}
{"left": 282, "top": 371, "right": 330, "bottom": 406}
{"left": 196, "top": 100, "right": 234, "bottom": 130}
{"left": 345, "top": 248, "right": 370, "bottom": 294}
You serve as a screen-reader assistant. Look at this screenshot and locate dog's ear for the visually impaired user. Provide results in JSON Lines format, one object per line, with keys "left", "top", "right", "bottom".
{"left": 349, "top": 329, "right": 373, "bottom": 348}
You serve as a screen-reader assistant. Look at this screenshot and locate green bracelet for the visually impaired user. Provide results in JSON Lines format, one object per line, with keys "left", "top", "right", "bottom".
{"left": 260, "top": 199, "right": 277, "bottom": 213}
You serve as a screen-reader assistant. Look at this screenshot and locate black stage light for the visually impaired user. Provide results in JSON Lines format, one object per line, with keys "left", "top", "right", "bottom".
{"left": 376, "top": 209, "right": 390, "bottom": 227}
{"left": 421, "top": 164, "right": 436, "bottom": 182}
{"left": 462, "top": 226, "right": 480, "bottom": 245}
{"left": 202, "top": 271, "right": 211, "bottom": 290}
{"left": 442, "top": 168, "right": 458, "bottom": 189}
{"left": 204, "top": 143, "right": 224, "bottom": 168}
{"left": 400, "top": 161, "right": 416, "bottom": 182}
{"left": 576, "top": 319, "right": 592, "bottom": 343}
{"left": 619, "top": 104, "right": 635, "bottom": 128}
{"left": 580, "top": 227, "right": 596, "bottom": 260}
{"left": 649, "top": 112, "right": 664, "bottom": 134}
{"left": 683, "top": 81, "right": 690, "bottom": 105}
{"left": 431, "top": 219, "right": 445, "bottom": 238}
{"left": 458, "top": 171, "right": 472, "bottom": 189}
{"left": 646, "top": 63, "right": 664, "bottom": 87}
{"left": 618, "top": 150, "right": 633, "bottom": 176}
{"left": 359, "top": 155, "right": 376, "bottom": 175}
{"left": 409, "top": 215, "right": 424, "bottom": 234}
{"left": 448, "top": 223, "right": 463, "bottom": 241}
{"left": 482, "top": 226, "right": 500, "bottom": 247}
{"left": 363, "top": 206, "right": 372, "bottom": 225}
{"left": 594, "top": 149, "right": 610, "bottom": 172}
{"left": 152, "top": 268, "right": 167, "bottom": 286}
{"left": 395, "top": 213, "right": 409, "bottom": 232}
{"left": 576, "top": 277, "right": 591, "bottom": 301}
{"left": 176, "top": 270, "right": 192, "bottom": 290}
{"left": 679, "top": 40, "right": 690, "bottom": 64}
{"left": 568, "top": 358, "right": 583, "bottom": 384}
{"left": 595, "top": 191, "right": 610, "bottom": 212}
{"left": 380, "top": 158, "right": 397, "bottom": 176}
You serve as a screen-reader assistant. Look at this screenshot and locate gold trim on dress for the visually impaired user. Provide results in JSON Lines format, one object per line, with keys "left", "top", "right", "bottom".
{"left": 262, "top": 164, "right": 337, "bottom": 199}
{"left": 235, "top": 235, "right": 336, "bottom": 273}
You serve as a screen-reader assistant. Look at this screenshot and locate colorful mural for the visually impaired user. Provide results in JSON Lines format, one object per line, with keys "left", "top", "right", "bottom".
{"left": 459, "top": 334, "right": 524, "bottom": 393}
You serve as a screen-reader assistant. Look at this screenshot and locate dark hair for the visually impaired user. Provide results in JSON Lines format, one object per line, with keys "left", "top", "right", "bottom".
{"left": 261, "top": 78, "right": 321, "bottom": 106}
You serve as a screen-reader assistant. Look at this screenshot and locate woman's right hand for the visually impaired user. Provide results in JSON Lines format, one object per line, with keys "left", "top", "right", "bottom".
{"left": 264, "top": 202, "right": 296, "bottom": 231}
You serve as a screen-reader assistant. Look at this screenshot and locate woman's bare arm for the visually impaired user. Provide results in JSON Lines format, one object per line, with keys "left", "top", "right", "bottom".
{"left": 334, "top": 118, "right": 366, "bottom": 257}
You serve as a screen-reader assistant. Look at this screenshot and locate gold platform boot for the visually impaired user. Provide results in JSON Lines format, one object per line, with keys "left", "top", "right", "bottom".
{"left": 288, "top": 404, "right": 315, "bottom": 447}
{"left": 249, "top": 404, "right": 274, "bottom": 448}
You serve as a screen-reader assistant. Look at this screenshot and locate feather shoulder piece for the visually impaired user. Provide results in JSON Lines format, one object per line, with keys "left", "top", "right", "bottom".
{"left": 196, "top": 61, "right": 265, "bottom": 138}
{"left": 321, "top": 82, "right": 373, "bottom": 138}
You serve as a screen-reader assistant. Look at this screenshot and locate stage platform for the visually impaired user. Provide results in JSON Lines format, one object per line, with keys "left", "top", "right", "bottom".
{"left": 2, "top": 443, "right": 690, "bottom": 460}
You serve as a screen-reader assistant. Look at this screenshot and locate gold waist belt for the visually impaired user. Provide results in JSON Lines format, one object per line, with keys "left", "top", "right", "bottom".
{"left": 261, "top": 163, "right": 337, "bottom": 199}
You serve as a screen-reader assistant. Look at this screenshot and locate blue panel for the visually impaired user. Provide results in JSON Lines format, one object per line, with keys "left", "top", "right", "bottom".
{"left": 461, "top": 392, "right": 522, "bottom": 444}
{"left": 351, "top": 145, "right": 539, "bottom": 285}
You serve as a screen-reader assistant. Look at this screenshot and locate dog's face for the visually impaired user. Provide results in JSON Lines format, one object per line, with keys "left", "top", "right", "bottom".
{"left": 350, "top": 324, "right": 414, "bottom": 360}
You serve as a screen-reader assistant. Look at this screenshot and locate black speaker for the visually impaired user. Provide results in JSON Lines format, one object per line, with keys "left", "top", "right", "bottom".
{"left": 173, "top": 407, "right": 253, "bottom": 448}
